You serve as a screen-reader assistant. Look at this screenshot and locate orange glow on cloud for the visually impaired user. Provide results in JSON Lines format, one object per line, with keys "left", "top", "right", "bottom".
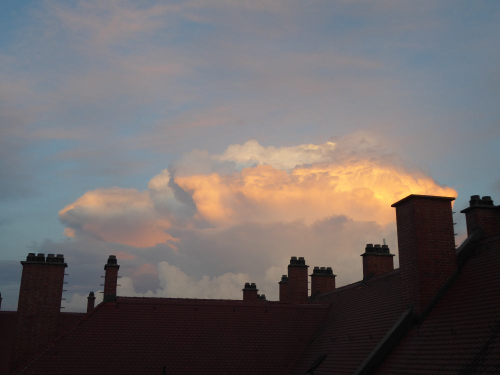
{"left": 175, "top": 161, "right": 456, "bottom": 227}
{"left": 59, "top": 138, "right": 457, "bottom": 248}
{"left": 59, "top": 188, "right": 177, "bottom": 248}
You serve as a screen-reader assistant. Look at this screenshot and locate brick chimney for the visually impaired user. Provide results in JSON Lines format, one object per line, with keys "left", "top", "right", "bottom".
{"left": 14, "top": 253, "right": 67, "bottom": 368}
{"left": 288, "top": 256, "right": 309, "bottom": 304}
{"left": 242, "top": 283, "right": 258, "bottom": 302}
{"left": 103, "top": 255, "right": 120, "bottom": 303}
{"left": 361, "top": 244, "right": 395, "bottom": 279}
{"left": 278, "top": 275, "right": 289, "bottom": 303}
{"left": 392, "top": 195, "right": 457, "bottom": 316}
{"left": 310, "top": 267, "right": 336, "bottom": 296}
{"left": 460, "top": 195, "right": 500, "bottom": 237}
{"left": 87, "top": 291, "right": 96, "bottom": 313}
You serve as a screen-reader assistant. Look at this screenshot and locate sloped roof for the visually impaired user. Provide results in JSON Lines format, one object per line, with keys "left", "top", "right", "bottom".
{"left": 292, "top": 270, "right": 404, "bottom": 374}
{"left": 16, "top": 298, "right": 329, "bottom": 375}
{"left": 375, "top": 234, "right": 500, "bottom": 374}
{"left": 0, "top": 311, "right": 84, "bottom": 375}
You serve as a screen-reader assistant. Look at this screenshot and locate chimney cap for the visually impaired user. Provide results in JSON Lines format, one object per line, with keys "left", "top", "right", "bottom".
{"left": 289, "top": 256, "right": 307, "bottom": 267}
{"left": 243, "top": 282, "right": 258, "bottom": 291}
{"left": 461, "top": 195, "right": 499, "bottom": 213}
{"left": 391, "top": 194, "right": 455, "bottom": 208}
{"left": 104, "top": 255, "right": 120, "bottom": 269}
{"left": 362, "top": 243, "right": 393, "bottom": 257}
{"left": 312, "top": 266, "right": 335, "bottom": 276}
{"left": 280, "top": 275, "right": 288, "bottom": 282}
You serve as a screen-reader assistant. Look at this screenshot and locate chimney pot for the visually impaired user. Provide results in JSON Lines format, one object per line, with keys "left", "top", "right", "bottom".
{"left": 461, "top": 194, "right": 500, "bottom": 237}
{"left": 36, "top": 253, "right": 45, "bottom": 262}
{"left": 310, "top": 265, "right": 336, "bottom": 296}
{"left": 482, "top": 196, "right": 494, "bottom": 206}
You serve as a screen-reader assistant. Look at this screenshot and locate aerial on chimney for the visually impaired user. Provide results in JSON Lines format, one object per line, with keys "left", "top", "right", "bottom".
{"left": 361, "top": 243, "right": 394, "bottom": 279}
{"left": 461, "top": 195, "right": 500, "bottom": 237}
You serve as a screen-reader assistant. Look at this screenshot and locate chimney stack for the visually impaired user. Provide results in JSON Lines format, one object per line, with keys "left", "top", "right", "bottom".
{"left": 103, "top": 255, "right": 120, "bottom": 303}
{"left": 310, "top": 267, "right": 336, "bottom": 296}
{"left": 278, "top": 275, "right": 289, "bottom": 303}
{"left": 14, "top": 253, "right": 67, "bottom": 368}
{"left": 460, "top": 195, "right": 500, "bottom": 237}
{"left": 87, "top": 291, "right": 96, "bottom": 313}
{"left": 287, "top": 256, "right": 309, "bottom": 304}
{"left": 392, "top": 195, "right": 457, "bottom": 316}
{"left": 242, "top": 283, "right": 258, "bottom": 302}
{"left": 361, "top": 244, "right": 395, "bottom": 279}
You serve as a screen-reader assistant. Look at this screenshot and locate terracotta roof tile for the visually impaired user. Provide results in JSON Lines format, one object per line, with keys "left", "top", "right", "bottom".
{"left": 375, "top": 235, "right": 500, "bottom": 374}
{"left": 17, "top": 299, "right": 329, "bottom": 375}
{"left": 291, "top": 270, "right": 404, "bottom": 374}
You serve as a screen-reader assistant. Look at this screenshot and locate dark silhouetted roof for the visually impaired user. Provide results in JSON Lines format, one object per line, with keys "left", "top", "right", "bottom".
{"left": 376, "top": 234, "right": 500, "bottom": 374}
{"left": 16, "top": 298, "right": 329, "bottom": 375}
{"left": 292, "top": 270, "right": 404, "bottom": 374}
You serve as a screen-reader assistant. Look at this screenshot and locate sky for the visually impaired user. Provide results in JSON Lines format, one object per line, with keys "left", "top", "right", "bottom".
{"left": 1, "top": 0, "right": 499, "bottom": 312}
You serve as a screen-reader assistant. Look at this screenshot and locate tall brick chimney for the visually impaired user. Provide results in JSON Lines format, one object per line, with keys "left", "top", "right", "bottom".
{"left": 87, "top": 291, "right": 96, "bottom": 313}
{"left": 103, "top": 255, "right": 120, "bottom": 303}
{"left": 361, "top": 244, "right": 395, "bottom": 279}
{"left": 278, "top": 275, "right": 289, "bottom": 303}
{"left": 310, "top": 267, "right": 336, "bottom": 296}
{"left": 14, "top": 253, "right": 67, "bottom": 368}
{"left": 460, "top": 195, "right": 500, "bottom": 237}
{"left": 287, "top": 256, "right": 309, "bottom": 304}
{"left": 242, "top": 283, "right": 258, "bottom": 302}
{"left": 392, "top": 195, "right": 457, "bottom": 316}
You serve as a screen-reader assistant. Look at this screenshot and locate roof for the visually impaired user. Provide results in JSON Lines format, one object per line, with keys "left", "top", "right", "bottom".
{"left": 375, "top": 234, "right": 500, "bottom": 374}
{"left": 291, "top": 270, "right": 404, "bottom": 374}
{"left": 0, "top": 311, "right": 84, "bottom": 375}
{"left": 16, "top": 298, "right": 329, "bottom": 375}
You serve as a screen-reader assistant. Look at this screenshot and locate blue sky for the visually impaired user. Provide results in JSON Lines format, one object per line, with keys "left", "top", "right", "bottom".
{"left": 1, "top": 0, "right": 499, "bottom": 311}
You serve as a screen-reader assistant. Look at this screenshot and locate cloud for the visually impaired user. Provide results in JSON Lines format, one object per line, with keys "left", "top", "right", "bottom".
{"left": 52, "top": 136, "right": 457, "bottom": 308}
{"left": 59, "top": 187, "right": 178, "bottom": 248}
{"left": 60, "top": 136, "right": 456, "bottom": 248}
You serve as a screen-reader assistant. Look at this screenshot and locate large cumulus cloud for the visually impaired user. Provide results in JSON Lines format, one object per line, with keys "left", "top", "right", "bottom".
{"left": 55, "top": 135, "right": 456, "bottom": 310}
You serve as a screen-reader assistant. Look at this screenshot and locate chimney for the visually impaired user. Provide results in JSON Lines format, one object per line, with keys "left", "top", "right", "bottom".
{"left": 278, "top": 275, "right": 289, "bottom": 303}
{"left": 392, "top": 194, "right": 457, "bottom": 316}
{"left": 103, "top": 255, "right": 120, "bottom": 303}
{"left": 361, "top": 244, "right": 395, "bottom": 279}
{"left": 242, "top": 283, "right": 258, "bottom": 302}
{"left": 460, "top": 195, "right": 500, "bottom": 237}
{"left": 288, "top": 256, "right": 309, "bottom": 304}
{"left": 87, "top": 291, "right": 96, "bottom": 313}
{"left": 310, "top": 267, "right": 336, "bottom": 296}
{"left": 14, "top": 253, "right": 67, "bottom": 368}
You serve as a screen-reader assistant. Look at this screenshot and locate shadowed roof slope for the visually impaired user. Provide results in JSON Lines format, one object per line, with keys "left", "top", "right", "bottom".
{"left": 375, "top": 234, "right": 500, "bottom": 374}
{"left": 292, "top": 270, "right": 404, "bottom": 374}
{"left": 16, "top": 298, "right": 329, "bottom": 375}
